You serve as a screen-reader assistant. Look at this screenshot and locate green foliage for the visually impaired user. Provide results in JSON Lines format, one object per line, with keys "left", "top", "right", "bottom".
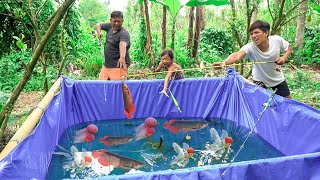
{"left": 163, "top": 0, "right": 182, "bottom": 18}
{"left": 287, "top": 71, "right": 320, "bottom": 109}
{"left": 199, "top": 27, "right": 233, "bottom": 63}
{"left": 185, "top": 0, "right": 229, "bottom": 6}
{"left": 131, "top": 17, "right": 149, "bottom": 67}
{"left": 0, "top": 0, "right": 33, "bottom": 57}
{"left": 0, "top": 92, "right": 10, "bottom": 112}
{"left": 70, "top": 27, "right": 103, "bottom": 78}
{"left": 13, "top": 34, "right": 27, "bottom": 52}
{"left": 79, "top": 0, "right": 110, "bottom": 27}
{"left": 65, "top": 7, "right": 83, "bottom": 56}
{"left": 0, "top": 50, "right": 47, "bottom": 92}
{"left": 294, "top": 27, "right": 320, "bottom": 65}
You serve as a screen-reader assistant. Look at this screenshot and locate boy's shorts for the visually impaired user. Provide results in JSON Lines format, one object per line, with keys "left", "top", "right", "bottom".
{"left": 253, "top": 80, "right": 290, "bottom": 97}
{"left": 99, "top": 66, "right": 128, "bottom": 80}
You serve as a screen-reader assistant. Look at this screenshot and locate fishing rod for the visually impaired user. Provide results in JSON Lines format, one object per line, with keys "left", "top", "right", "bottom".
{"left": 221, "top": 89, "right": 277, "bottom": 176}
{"left": 128, "top": 60, "right": 294, "bottom": 78}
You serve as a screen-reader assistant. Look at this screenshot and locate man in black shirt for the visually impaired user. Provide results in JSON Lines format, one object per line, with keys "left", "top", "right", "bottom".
{"left": 97, "top": 11, "right": 131, "bottom": 80}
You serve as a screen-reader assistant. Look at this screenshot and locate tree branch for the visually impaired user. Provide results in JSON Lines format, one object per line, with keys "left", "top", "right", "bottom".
{"left": 28, "top": 0, "right": 39, "bottom": 37}
{"left": 14, "top": 0, "right": 38, "bottom": 37}
{"left": 287, "top": 0, "right": 307, "bottom": 15}
{"left": 36, "top": 0, "right": 49, "bottom": 18}
{"left": 279, "top": 12, "right": 305, "bottom": 27}
{"left": 267, "top": 0, "right": 274, "bottom": 21}
{"left": 278, "top": 0, "right": 286, "bottom": 20}
{"left": 38, "top": 10, "right": 59, "bottom": 38}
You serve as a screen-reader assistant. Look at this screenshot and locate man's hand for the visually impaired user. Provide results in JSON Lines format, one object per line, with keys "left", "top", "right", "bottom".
{"left": 212, "top": 61, "right": 226, "bottom": 70}
{"left": 275, "top": 57, "right": 286, "bottom": 65}
{"left": 117, "top": 57, "right": 127, "bottom": 69}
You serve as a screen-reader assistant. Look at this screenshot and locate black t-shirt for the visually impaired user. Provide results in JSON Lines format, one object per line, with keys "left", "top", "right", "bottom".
{"left": 101, "top": 23, "right": 131, "bottom": 68}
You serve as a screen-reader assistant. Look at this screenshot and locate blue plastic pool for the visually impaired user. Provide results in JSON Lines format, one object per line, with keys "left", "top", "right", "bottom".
{"left": 0, "top": 68, "right": 319, "bottom": 179}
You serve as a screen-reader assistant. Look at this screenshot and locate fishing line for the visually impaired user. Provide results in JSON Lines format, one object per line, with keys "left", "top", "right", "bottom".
{"left": 128, "top": 60, "right": 294, "bottom": 78}
{"left": 221, "top": 89, "right": 277, "bottom": 176}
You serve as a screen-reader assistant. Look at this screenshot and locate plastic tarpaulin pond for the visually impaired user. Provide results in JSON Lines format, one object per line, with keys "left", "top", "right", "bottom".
{"left": 0, "top": 68, "right": 320, "bottom": 179}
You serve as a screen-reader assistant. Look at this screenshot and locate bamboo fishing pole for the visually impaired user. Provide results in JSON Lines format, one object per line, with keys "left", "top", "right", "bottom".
{"left": 128, "top": 60, "right": 294, "bottom": 78}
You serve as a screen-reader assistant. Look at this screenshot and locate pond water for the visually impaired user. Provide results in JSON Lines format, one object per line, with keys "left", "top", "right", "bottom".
{"left": 47, "top": 118, "right": 284, "bottom": 179}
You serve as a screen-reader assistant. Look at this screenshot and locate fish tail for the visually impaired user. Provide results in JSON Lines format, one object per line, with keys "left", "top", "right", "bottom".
{"left": 124, "top": 104, "right": 135, "bottom": 119}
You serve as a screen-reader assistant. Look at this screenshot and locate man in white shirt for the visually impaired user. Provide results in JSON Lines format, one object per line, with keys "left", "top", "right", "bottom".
{"left": 213, "top": 20, "right": 292, "bottom": 98}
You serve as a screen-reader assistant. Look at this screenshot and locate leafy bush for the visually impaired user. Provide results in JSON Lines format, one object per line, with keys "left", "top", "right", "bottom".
{"left": 199, "top": 28, "right": 233, "bottom": 63}
{"left": 0, "top": 50, "right": 46, "bottom": 92}
{"left": 294, "top": 27, "right": 320, "bottom": 65}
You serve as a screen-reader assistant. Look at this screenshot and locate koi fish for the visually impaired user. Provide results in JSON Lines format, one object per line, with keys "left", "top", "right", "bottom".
{"left": 163, "top": 120, "right": 209, "bottom": 133}
{"left": 99, "top": 136, "right": 133, "bottom": 146}
{"left": 92, "top": 149, "right": 144, "bottom": 170}
{"left": 122, "top": 82, "right": 135, "bottom": 119}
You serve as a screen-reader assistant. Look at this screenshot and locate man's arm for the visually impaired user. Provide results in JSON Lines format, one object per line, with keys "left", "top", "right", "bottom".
{"left": 117, "top": 41, "right": 127, "bottom": 69}
{"left": 276, "top": 44, "right": 292, "bottom": 65}
{"left": 212, "top": 50, "right": 247, "bottom": 68}
{"left": 96, "top": 23, "right": 102, "bottom": 39}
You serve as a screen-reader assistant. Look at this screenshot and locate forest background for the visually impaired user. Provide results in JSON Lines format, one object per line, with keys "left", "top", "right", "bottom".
{"left": 0, "top": 0, "right": 319, "bottom": 149}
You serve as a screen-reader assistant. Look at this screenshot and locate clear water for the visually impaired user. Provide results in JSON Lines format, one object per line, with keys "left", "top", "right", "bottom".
{"left": 47, "top": 118, "right": 284, "bottom": 179}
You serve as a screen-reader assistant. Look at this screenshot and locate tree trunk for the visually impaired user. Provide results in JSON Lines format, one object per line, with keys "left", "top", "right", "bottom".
{"left": 139, "top": 3, "right": 148, "bottom": 54}
{"left": 0, "top": 0, "right": 75, "bottom": 140}
{"left": 295, "top": 0, "right": 308, "bottom": 49}
{"left": 186, "top": 7, "right": 195, "bottom": 51}
{"left": 200, "top": 6, "right": 205, "bottom": 31}
{"left": 251, "top": 0, "right": 258, "bottom": 23}
{"left": 162, "top": 5, "right": 167, "bottom": 50}
{"left": 192, "top": 6, "right": 202, "bottom": 61}
{"left": 143, "top": 0, "right": 155, "bottom": 68}
{"left": 269, "top": 0, "right": 307, "bottom": 35}
{"left": 58, "top": 11, "right": 70, "bottom": 78}
{"left": 230, "top": 0, "right": 243, "bottom": 47}
{"left": 171, "top": 19, "right": 176, "bottom": 50}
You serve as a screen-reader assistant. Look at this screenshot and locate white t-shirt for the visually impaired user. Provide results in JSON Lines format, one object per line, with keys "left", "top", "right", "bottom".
{"left": 240, "top": 35, "right": 290, "bottom": 87}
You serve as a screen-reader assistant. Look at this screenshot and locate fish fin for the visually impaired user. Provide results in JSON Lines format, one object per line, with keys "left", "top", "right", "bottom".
{"left": 221, "top": 130, "right": 228, "bottom": 141}
{"left": 124, "top": 109, "right": 132, "bottom": 119}
{"left": 100, "top": 136, "right": 113, "bottom": 146}
{"left": 210, "top": 128, "right": 221, "bottom": 143}
{"left": 163, "top": 120, "right": 174, "bottom": 129}
{"left": 99, "top": 136, "right": 108, "bottom": 143}
{"left": 92, "top": 150, "right": 101, "bottom": 158}
{"left": 103, "top": 141, "right": 112, "bottom": 146}
{"left": 98, "top": 157, "right": 111, "bottom": 166}
{"left": 182, "top": 143, "right": 189, "bottom": 150}
{"left": 168, "top": 126, "right": 180, "bottom": 133}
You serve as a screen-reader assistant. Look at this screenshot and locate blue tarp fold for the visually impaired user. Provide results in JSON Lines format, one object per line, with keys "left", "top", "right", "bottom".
{"left": 0, "top": 68, "right": 319, "bottom": 179}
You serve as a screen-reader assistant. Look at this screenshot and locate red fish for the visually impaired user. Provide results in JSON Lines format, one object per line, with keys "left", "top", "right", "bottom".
{"left": 92, "top": 149, "right": 144, "bottom": 169}
{"left": 163, "top": 120, "right": 209, "bottom": 133}
{"left": 99, "top": 136, "right": 133, "bottom": 146}
{"left": 122, "top": 82, "right": 135, "bottom": 119}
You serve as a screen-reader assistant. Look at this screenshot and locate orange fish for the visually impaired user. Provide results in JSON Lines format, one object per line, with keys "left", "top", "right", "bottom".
{"left": 122, "top": 82, "right": 135, "bottom": 119}
{"left": 92, "top": 149, "right": 144, "bottom": 169}
{"left": 99, "top": 136, "right": 133, "bottom": 146}
{"left": 163, "top": 120, "right": 209, "bottom": 133}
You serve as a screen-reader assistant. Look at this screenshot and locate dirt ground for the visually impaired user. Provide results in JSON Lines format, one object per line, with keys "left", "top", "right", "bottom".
{"left": 12, "top": 91, "right": 44, "bottom": 115}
